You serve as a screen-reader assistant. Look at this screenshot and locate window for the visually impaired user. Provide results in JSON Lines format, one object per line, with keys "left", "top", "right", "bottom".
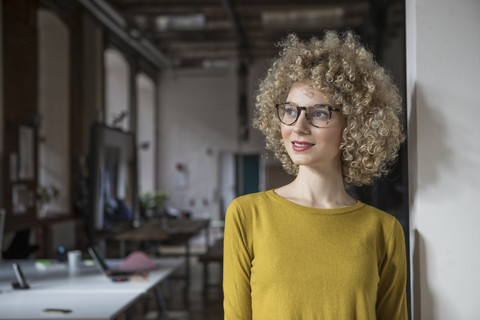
{"left": 37, "top": 9, "right": 70, "bottom": 214}
{"left": 104, "top": 48, "right": 130, "bottom": 131}
{"left": 136, "top": 73, "right": 156, "bottom": 193}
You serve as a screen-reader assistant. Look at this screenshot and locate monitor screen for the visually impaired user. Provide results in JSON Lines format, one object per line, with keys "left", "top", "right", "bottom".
{"left": 88, "top": 123, "right": 138, "bottom": 233}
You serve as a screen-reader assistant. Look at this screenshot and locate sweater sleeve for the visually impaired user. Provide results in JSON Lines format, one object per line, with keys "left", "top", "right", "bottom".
{"left": 223, "top": 200, "right": 253, "bottom": 320}
{"left": 376, "top": 218, "right": 408, "bottom": 320}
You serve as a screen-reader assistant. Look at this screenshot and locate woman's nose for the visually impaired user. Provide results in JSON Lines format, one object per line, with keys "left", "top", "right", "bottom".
{"left": 293, "top": 110, "right": 310, "bottom": 134}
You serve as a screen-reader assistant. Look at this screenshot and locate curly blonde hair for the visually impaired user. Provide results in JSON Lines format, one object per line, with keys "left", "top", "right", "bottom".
{"left": 253, "top": 31, "right": 405, "bottom": 186}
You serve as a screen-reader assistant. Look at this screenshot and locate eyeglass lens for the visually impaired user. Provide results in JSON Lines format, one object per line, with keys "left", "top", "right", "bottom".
{"left": 277, "top": 103, "right": 331, "bottom": 127}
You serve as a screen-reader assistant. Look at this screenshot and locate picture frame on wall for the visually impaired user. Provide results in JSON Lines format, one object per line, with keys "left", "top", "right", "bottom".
{"left": 12, "top": 184, "right": 32, "bottom": 215}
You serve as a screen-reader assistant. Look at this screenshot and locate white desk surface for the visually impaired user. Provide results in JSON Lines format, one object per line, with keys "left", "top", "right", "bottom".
{"left": 0, "top": 291, "right": 138, "bottom": 320}
{"left": 0, "top": 258, "right": 183, "bottom": 320}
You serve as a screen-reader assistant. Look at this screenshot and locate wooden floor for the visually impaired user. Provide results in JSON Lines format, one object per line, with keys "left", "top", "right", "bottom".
{"left": 115, "top": 231, "right": 224, "bottom": 320}
{"left": 164, "top": 256, "right": 224, "bottom": 320}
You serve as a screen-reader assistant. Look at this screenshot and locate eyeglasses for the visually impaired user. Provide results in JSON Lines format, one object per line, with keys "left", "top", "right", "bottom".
{"left": 275, "top": 102, "right": 341, "bottom": 128}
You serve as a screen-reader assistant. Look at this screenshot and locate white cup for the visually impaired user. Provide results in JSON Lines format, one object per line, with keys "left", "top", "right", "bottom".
{"left": 68, "top": 250, "right": 82, "bottom": 271}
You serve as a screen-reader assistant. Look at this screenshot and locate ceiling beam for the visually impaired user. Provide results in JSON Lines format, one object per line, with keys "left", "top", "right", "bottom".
{"left": 116, "top": 2, "right": 369, "bottom": 16}
{"left": 78, "top": 0, "right": 170, "bottom": 69}
{"left": 220, "top": 0, "right": 249, "bottom": 61}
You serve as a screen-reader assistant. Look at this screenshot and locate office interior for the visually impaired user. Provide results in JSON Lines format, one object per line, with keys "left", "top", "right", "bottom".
{"left": 1, "top": 0, "right": 479, "bottom": 319}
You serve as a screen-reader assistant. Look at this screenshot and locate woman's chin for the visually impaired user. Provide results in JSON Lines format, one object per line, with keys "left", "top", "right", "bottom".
{"left": 291, "top": 157, "right": 342, "bottom": 169}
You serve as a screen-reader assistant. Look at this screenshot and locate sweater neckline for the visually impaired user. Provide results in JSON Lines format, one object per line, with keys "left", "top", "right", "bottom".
{"left": 268, "top": 189, "right": 364, "bottom": 215}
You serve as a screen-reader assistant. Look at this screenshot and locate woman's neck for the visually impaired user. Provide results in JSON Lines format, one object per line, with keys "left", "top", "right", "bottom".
{"left": 276, "top": 163, "right": 356, "bottom": 209}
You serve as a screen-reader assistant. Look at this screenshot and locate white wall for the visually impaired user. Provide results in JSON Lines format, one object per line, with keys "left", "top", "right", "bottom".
{"left": 158, "top": 68, "right": 237, "bottom": 220}
{"left": 157, "top": 65, "right": 266, "bottom": 220}
{"left": 407, "top": 0, "right": 480, "bottom": 319}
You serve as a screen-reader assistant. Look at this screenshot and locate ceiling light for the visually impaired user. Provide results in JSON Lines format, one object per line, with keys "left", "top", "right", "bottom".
{"left": 202, "top": 59, "right": 232, "bottom": 69}
{"left": 262, "top": 7, "right": 345, "bottom": 29}
{"left": 155, "top": 14, "right": 206, "bottom": 32}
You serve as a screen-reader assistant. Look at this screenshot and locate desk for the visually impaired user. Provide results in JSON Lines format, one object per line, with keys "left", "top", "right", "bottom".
{"left": 0, "top": 258, "right": 183, "bottom": 320}
{"left": 114, "top": 219, "right": 210, "bottom": 296}
{"left": 114, "top": 219, "right": 209, "bottom": 243}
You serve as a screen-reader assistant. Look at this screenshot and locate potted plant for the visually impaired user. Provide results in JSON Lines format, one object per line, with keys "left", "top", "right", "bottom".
{"left": 138, "top": 190, "right": 169, "bottom": 220}
{"left": 36, "top": 184, "right": 60, "bottom": 216}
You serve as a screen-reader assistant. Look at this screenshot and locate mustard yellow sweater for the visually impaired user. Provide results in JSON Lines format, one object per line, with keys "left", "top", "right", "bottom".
{"left": 223, "top": 190, "right": 407, "bottom": 320}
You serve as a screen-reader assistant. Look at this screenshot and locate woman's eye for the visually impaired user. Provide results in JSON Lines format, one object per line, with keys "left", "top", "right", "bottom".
{"left": 312, "top": 110, "right": 329, "bottom": 119}
{"left": 284, "top": 106, "right": 297, "bottom": 116}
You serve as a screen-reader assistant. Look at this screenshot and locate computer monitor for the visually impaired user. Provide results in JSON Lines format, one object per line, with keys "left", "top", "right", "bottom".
{"left": 87, "top": 123, "right": 138, "bottom": 236}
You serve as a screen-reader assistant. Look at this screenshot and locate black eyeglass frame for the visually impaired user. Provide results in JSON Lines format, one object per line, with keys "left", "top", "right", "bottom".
{"left": 275, "top": 102, "right": 341, "bottom": 128}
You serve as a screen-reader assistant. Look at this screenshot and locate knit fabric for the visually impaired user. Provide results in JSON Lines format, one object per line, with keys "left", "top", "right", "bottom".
{"left": 223, "top": 190, "right": 408, "bottom": 320}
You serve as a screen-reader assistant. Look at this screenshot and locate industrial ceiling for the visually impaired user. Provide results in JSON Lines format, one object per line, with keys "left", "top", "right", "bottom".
{"left": 103, "top": 0, "right": 404, "bottom": 68}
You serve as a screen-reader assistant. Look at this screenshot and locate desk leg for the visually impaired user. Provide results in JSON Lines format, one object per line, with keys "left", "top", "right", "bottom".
{"left": 154, "top": 284, "right": 168, "bottom": 317}
{"left": 183, "top": 241, "right": 190, "bottom": 299}
{"left": 119, "top": 240, "right": 126, "bottom": 257}
{"left": 205, "top": 226, "right": 210, "bottom": 248}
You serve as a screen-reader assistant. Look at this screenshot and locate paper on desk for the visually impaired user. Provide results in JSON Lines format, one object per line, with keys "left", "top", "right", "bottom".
{"left": 35, "top": 260, "right": 67, "bottom": 271}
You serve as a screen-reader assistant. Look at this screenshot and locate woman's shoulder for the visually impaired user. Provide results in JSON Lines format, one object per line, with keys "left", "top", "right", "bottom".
{"left": 359, "top": 203, "right": 405, "bottom": 237}
{"left": 225, "top": 191, "right": 275, "bottom": 228}
{"left": 359, "top": 203, "right": 395, "bottom": 220}
{"left": 229, "top": 190, "right": 274, "bottom": 209}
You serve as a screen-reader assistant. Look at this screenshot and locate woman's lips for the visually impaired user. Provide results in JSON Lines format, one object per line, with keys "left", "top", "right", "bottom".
{"left": 291, "top": 140, "right": 315, "bottom": 152}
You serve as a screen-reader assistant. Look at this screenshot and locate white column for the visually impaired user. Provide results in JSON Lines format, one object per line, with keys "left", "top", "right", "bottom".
{"left": 406, "top": 0, "right": 480, "bottom": 318}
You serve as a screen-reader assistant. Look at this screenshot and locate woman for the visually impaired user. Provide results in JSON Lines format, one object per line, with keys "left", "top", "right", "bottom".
{"left": 223, "top": 31, "right": 407, "bottom": 320}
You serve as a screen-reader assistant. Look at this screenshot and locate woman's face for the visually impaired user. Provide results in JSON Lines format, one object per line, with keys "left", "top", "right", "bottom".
{"left": 281, "top": 82, "right": 345, "bottom": 170}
